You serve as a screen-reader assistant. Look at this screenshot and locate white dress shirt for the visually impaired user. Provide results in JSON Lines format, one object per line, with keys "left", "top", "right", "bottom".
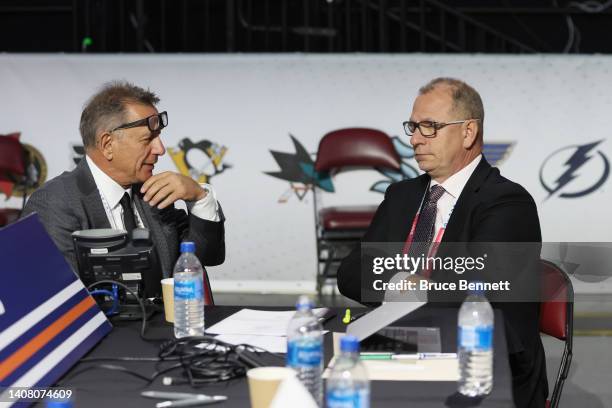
{"left": 430, "top": 154, "right": 482, "bottom": 233}
{"left": 86, "top": 156, "right": 220, "bottom": 231}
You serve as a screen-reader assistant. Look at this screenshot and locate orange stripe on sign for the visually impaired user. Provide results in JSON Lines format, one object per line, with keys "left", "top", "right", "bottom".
{"left": 0, "top": 296, "right": 95, "bottom": 381}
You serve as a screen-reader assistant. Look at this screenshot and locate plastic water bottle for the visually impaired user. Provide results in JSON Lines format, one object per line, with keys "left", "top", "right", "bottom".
{"left": 326, "top": 335, "right": 370, "bottom": 408}
{"left": 173, "top": 241, "right": 205, "bottom": 338}
{"left": 458, "top": 284, "right": 494, "bottom": 396}
{"left": 287, "top": 295, "right": 324, "bottom": 405}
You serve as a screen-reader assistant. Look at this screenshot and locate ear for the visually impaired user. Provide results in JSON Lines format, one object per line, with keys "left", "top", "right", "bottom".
{"left": 98, "top": 131, "right": 114, "bottom": 160}
{"left": 462, "top": 119, "right": 479, "bottom": 149}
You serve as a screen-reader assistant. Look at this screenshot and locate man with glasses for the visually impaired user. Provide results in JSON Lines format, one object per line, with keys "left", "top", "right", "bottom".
{"left": 23, "top": 81, "right": 225, "bottom": 298}
{"left": 337, "top": 78, "right": 547, "bottom": 408}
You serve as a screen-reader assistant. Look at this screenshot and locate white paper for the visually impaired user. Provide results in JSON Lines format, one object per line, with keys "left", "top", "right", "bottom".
{"left": 206, "top": 308, "right": 328, "bottom": 337}
{"left": 214, "top": 334, "right": 288, "bottom": 353}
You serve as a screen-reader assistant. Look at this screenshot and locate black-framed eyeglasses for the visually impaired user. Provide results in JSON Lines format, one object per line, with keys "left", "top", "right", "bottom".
{"left": 403, "top": 119, "right": 479, "bottom": 138}
{"left": 111, "top": 111, "right": 168, "bottom": 133}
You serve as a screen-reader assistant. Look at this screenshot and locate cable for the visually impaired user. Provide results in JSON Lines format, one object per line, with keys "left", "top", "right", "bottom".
{"left": 63, "top": 335, "right": 272, "bottom": 387}
{"left": 87, "top": 280, "right": 155, "bottom": 341}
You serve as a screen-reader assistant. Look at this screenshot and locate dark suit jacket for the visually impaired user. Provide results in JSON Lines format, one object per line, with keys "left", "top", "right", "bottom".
{"left": 338, "top": 158, "right": 547, "bottom": 408}
{"left": 22, "top": 159, "right": 225, "bottom": 298}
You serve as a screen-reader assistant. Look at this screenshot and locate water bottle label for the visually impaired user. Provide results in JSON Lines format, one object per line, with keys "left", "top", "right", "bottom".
{"left": 459, "top": 325, "right": 493, "bottom": 350}
{"left": 174, "top": 279, "right": 203, "bottom": 301}
{"left": 327, "top": 388, "right": 370, "bottom": 408}
{"left": 287, "top": 339, "right": 322, "bottom": 367}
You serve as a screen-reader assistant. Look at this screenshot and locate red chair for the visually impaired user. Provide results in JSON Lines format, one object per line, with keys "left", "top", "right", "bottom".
{"left": 313, "top": 128, "right": 401, "bottom": 294}
{"left": 540, "top": 260, "right": 574, "bottom": 408}
{"left": 0, "top": 134, "right": 28, "bottom": 227}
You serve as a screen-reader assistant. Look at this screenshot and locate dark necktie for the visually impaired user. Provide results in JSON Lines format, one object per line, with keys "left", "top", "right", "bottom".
{"left": 119, "top": 192, "right": 137, "bottom": 233}
{"left": 408, "top": 184, "right": 446, "bottom": 258}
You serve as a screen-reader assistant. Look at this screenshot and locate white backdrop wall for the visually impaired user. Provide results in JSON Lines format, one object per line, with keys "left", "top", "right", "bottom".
{"left": 1, "top": 54, "right": 610, "bottom": 293}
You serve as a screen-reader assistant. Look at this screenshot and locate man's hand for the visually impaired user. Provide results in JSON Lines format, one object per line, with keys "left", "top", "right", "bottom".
{"left": 140, "top": 172, "right": 207, "bottom": 209}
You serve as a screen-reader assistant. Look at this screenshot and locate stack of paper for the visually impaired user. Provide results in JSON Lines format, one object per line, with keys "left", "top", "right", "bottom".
{"left": 206, "top": 308, "right": 328, "bottom": 353}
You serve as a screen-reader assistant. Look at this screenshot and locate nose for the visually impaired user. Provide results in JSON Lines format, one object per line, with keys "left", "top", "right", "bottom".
{"left": 410, "top": 129, "right": 426, "bottom": 148}
{"left": 152, "top": 135, "right": 166, "bottom": 156}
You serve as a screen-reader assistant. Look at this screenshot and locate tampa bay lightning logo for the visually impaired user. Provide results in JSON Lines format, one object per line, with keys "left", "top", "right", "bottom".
{"left": 540, "top": 140, "right": 610, "bottom": 200}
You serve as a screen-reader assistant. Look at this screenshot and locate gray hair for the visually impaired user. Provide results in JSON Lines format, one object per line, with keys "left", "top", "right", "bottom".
{"left": 79, "top": 80, "right": 160, "bottom": 149}
{"left": 419, "top": 77, "right": 484, "bottom": 139}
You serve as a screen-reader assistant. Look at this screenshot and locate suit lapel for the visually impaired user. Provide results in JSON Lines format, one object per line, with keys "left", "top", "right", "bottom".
{"left": 442, "top": 157, "right": 492, "bottom": 242}
{"left": 75, "top": 159, "right": 111, "bottom": 229}
{"left": 395, "top": 175, "right": 429, "bottom": 241}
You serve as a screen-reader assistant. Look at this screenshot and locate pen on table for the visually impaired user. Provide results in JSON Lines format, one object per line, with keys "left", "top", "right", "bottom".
{"left": 155, "top": 395, "right": 227, "bottom": 408}
{"left": 142, "top": 391, "right": 204, "bottom": 400}
{"left": 141, "top": 391, "right": 227, "bottom": 407}
{"left": 360, "top": 352, "right": 457, "bottom": 361}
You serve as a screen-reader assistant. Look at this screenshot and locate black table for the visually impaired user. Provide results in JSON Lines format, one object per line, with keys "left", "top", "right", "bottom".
{"left": 54, "top": 305, "right": 514, "bottom": 407}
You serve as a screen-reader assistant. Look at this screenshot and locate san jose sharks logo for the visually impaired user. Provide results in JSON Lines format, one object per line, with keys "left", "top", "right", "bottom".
{"left": 266, "top": 132, "right": 515, "bottom": 202}
{"left": 168, "top": 138, "right": 231, "bottom": 184}
{"left": 265, "top": 134, "right": 333, "bottom": 202}
{"left": 0, "top": 132, "right": 47, "bottom": 199}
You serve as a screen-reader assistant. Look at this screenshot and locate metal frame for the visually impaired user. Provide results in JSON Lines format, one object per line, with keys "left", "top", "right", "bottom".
{"left": 541, "top": 260, "right": 574, "bottom": 408}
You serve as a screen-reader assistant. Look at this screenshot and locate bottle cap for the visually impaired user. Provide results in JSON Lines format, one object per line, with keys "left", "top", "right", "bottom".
{"left": 340, "top": 335, "right": 360, "bottom": 353}
{"left": 180, "top": 241, "right": 195, "bottom": 253}
{"left": 295, "top": 295, "right": 313, "bottom": 311}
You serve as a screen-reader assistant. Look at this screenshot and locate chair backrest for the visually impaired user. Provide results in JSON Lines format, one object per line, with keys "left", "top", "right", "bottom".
{"left": 314, "top": 128, "right": 401, "bottom": 172}
{"left": 539, "top": 260, "right": 573, "bottom": 340}
{"left": 0, "top": 134, "right": 26, "bottom": 178}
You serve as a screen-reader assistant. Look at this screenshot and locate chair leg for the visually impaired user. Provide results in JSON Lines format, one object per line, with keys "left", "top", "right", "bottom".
{"left": 316, "top": 244, "right": 328, "bottom": 296}
{"left": 319, "top": 246, "right": 336, "bottom": 296}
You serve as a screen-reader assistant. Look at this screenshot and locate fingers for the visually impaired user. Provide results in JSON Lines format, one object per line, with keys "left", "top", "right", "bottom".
{"left": 141, "top": 171, "right": 172, "bottom": 194}
{"left": 147, "top": 184, "right": 176, "bottom": 208}
{"left": 143, "top": 177, "right": 171, "bottom": 203}
{"left": 141, "top": 172, "right": 206, "bottom": 207}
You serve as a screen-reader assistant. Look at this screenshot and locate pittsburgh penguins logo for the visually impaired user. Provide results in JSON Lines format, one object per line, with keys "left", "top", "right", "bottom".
{"left": 168, "top": 138, "right": 231, "bottom": 184}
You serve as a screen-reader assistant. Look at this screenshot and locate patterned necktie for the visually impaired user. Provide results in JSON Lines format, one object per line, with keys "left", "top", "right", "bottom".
{"left": 408, "top": 184, "right": 446, "bottom": 258}
{"left": 119, "top": 192, "right": 137, "bottom": 233}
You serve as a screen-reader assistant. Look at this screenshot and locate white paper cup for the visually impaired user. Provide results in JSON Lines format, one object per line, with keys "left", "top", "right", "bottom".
{"left": 161, "top": 278, "right": 174, "bottom": 323}
{"left": 247, "top": 367, "right": 296, "bottom": 408}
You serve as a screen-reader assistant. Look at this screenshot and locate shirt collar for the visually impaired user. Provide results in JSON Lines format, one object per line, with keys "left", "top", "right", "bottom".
{"left": 86, "top": 155, "right": 131, "bottom": 209}
{"left": 431, "top": 154, "right": 482, "bottom": 199}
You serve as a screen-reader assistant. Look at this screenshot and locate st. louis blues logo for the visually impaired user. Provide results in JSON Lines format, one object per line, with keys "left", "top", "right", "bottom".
{"left": 168, "top": 138, "right": 231, "bottom": 184}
